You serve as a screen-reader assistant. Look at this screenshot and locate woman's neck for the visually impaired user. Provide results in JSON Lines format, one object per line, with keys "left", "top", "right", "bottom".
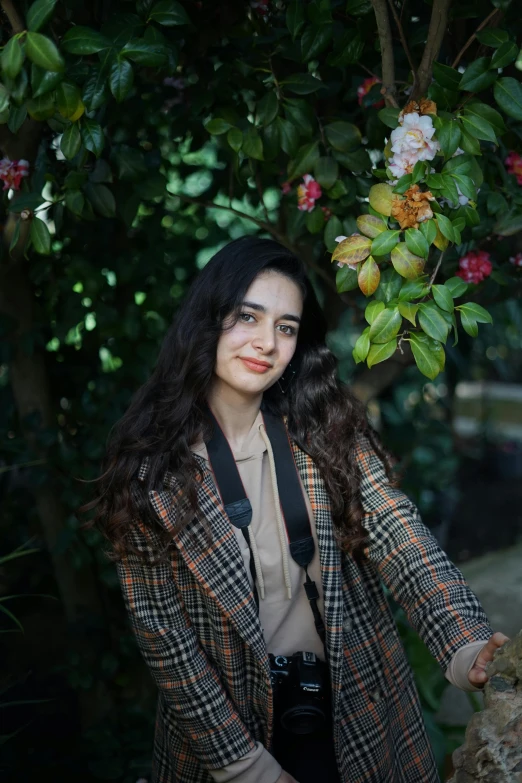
{"left": 206, "top": 382, "right": 262, "bottom": 451}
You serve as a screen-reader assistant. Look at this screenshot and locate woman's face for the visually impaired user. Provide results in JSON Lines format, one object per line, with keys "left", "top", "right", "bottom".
{"left": 214, "top": 270, "right": 303, "bottom": 400}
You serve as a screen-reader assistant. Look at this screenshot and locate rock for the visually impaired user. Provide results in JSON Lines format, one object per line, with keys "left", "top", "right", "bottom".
{"left": 447, "top": 630, "right": 522, "bottom": 782}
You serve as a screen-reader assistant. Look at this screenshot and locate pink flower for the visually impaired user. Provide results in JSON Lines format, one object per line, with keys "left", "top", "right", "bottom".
{"left": 250, "top": 0, "right": 269, "bottom": 15}
{"left": 357, "top": 77, "right": 384, "bottom": 108}
{"left": 505, "top": 151, "right": 522, "bottom": 185}
{"left": 456, "top": 250, "right": 492, "bottom": 284}
{"left": 390, "top": 113, "right": 439, "bottom": 161}
{"left": 281, "top": 181, "right": 292, "bottom": 195}
{"left": 509, "top": 252, "right": 522, "bottom": 267}
{"left": 0, "top": 158, "right": 29, "bottom": 191}
{"left": 297, "top": 174, "right": 322, "bottom": 212}
{"left": 321, "top": 206, "right": 333, "bottom": 221}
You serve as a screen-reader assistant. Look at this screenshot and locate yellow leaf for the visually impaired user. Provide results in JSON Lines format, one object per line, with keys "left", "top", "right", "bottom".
{"left": 331, "top": 234, "right": 372, "bottom": 265}
{"left": 358, "top": 256, "right": 381, "bottom": 296}
{"left": 391, "top": 243, "right": 425, "bottom": 279}
{"left": 433, "top": 224, "right": 449, "bottom": 251}
{"left": 356, "top": 214, "right": 387, "bottom": 239}
{"left": 369, "top": 183, "right": 393, "bottom": 217}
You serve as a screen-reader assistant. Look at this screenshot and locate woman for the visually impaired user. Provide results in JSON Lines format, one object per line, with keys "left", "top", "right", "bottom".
{"left": 93, "top": 236, "right": 506, "bottom": 783}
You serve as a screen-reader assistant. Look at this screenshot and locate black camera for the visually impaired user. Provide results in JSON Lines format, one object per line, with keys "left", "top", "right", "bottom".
{"left": 269, "top": 651, "right": 329, "bottom": 735}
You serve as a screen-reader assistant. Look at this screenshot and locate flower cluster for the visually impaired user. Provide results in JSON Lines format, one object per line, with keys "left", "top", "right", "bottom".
{"left": 505, "top": 151, "right": 522, "bottom": 185}
{"left": 250, "top": 0, "right": 270, "bottom": 15}
{"left": 391, "top": 184, "right": 435, "bottom": 230}
{"left": 297, "top": 174, "right": 322, "bottom": 212}
{"left": 357, "top": 76, "right": 384, "bottom": 108}
{"left": 509, "top": 252, "right": 522, "bottom": 267}
{"left": 0, "top": 158, "right": 29, "bottom": 191}
{"left": 388, "top": 107, "right": 440, "bottom": 180}
{"left": 456, "top": 250, "right": 492, "bottom": 284}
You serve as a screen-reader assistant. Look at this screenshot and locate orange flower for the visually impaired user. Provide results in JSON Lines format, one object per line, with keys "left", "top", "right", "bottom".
{"left": 391, "top": 184, "right": 435, "bottom": 229}
{"left": 399, "top": 98, "right": 437, "bottom": 123}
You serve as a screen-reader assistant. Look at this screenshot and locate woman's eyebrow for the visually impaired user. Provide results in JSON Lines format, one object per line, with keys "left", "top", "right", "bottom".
{"left": 242, "top": 300, "right": 301, "bottom": 324}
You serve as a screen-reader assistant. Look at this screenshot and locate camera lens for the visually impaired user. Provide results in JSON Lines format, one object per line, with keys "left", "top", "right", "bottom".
{"left": 280, "top": 703, "right": 326, "bottom": 734}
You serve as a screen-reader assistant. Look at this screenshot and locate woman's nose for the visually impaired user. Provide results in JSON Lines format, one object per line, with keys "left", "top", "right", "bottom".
{"left": 252, "top": 322, "right": 276, "bottom": 353}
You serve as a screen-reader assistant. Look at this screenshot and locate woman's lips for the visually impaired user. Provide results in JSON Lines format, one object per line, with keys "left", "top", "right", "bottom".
{"left": 240, "top": 358, "right": 272, "bottom": 373}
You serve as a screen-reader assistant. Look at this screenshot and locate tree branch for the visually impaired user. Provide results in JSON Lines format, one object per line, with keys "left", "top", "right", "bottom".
{"left": 387, "top": 0, "right": 417, "bottom": 80}
{"left": 412, "top": 0, "right": 452, "bottom": 101}
{"left": 1, "top": 0, "right": 24, "bottom": 33}
{"left": 451, "top": 8, "right": 501, "bottom": 70}
{"left": 370, "top": 0, "right": 399, "bottom": 108}
{"left": 429, "top": 251, "right": 445, "bottom": 287}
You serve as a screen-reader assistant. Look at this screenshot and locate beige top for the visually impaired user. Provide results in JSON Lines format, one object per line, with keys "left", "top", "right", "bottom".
{"left": 193, "top": 412, "right": 487, "bottom": 783}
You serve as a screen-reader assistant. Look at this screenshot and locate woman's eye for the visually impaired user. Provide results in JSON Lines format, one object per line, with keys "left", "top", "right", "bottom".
{"left": 239, "top": 312, "right": 255, "bottom": 323}
{"left": 278, "top": 324, "right": 297, "bottom": 336}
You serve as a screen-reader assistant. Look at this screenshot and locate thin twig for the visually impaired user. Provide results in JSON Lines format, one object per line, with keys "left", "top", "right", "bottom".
{"left": 451, "top": 8, "right": 500, "bottom": 69}
{"left": 370, "top": 0, "right": 399, "bottom": 108}
{"left": 1, "top": 0, "right": 24, "bottom": 33}
{"left": 429, "top": 251, "right": 445, "bottom": 287}
{"left": 387, "top": 0, "right": 417, "bottom": 79}
{"left": 412, "top": 0, "right": 452, "bottom": 101}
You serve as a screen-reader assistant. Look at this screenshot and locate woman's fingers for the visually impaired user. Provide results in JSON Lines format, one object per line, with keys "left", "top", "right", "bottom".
{"left": 467, "top": 632, "right": 510, "bottom": 686}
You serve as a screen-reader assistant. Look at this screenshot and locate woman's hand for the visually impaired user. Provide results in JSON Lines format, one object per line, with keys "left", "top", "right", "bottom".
{"left": 276, "top": 771, "right": 300, "bottom": 783}
{"left": 468, "top": 632, "right": 510, "bottom": 687}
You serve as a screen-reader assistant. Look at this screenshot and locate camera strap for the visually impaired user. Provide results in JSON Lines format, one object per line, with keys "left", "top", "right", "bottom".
{"left": 205, "top": 408, "right": 325, "bottom": 645}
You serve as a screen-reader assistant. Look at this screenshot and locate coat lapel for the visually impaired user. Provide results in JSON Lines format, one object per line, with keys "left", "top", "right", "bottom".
{"left": 291, "top": 445, "right": 344, "bottom": 717}
{"left": 148, "top": 457, "right": 268, "bottom": 666}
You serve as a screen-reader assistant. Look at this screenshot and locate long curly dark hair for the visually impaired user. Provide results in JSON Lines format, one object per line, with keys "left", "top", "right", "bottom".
{"left": 86, "top": 236, "right": 395, "bottom": 558}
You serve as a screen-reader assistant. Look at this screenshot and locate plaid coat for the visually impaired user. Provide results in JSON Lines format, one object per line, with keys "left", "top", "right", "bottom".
{"left": 118, "top": 436, "right": 492, "bottom": 783}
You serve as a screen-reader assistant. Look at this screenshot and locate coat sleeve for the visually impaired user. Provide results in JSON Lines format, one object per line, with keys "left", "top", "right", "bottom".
{"left": 117, "top": 517, "right": 257, "bottom": 770}
{"left": 355, "top": 436, "right": 492, "bottom": 672}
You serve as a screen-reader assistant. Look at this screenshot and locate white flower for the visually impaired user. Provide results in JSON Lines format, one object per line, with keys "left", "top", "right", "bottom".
{"left": 388, "top": 151, "right": 418, "bottom": 179}
{"left": 390, "top": 113, "right": 439, "bottom": 162}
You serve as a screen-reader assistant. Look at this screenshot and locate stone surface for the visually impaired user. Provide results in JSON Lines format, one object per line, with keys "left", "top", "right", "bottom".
{"left": 447, "top": 630, "right": 522, "bottom": 782}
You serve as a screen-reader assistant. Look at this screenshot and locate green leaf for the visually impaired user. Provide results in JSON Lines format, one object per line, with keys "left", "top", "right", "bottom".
{"left": 352, "top": 329, "right": 370, "bottom": 364}
{"left": 440, "top": 174, "right": 461, "bottom": 207}
{"left": 459, "top": 58, "right": 496, "bottom": 92}
{"left": 432, "top": 62, "right": 461, "bottom": 91}
{"left": 60, "top": 123, "right": 81, "bottom": 159}
{"left": 377, "top": 107, "right": 400, "bottom": 129}
{"left": 436, "top": 214, "right": 456, "bottom": 243}
{"left": 356, "top": 214, "right": 386, "bottom": 239}
{"left": 432, "top": 284, "right": 454, "bottom": 313}
{"left": 451, "top": 173, "right": 477, "bottom": 201}
{"left": 461, "top": 114, "right": 497, "bottom": 144}
{"left": 81, "top": 118, "right": 104, "bottom": 157}
{"left": 336, "top": 264, "right": 359, "bottom": 292}
{"left": 418, "top": 302, "right": 449, "bottom": 342}
{"left": 82, "top": 68, "right": 108, "bottom": 111}
{"left": 0, "top": 82, "right": 9, "bottom": 114}
{"left": 8, "top": 192, "right": 45, "bottom": 213}
{"left": 445, "top": 276, "right": 468, "bottom": 298}
{"left": 391, "top": 243, "right": 425, "bottom": 279}
{"left": 120, "top": 39, "right": 168, "bottom": 66}
{"left": 301, "top": 23, "right": 333, "bottom": 61}
{"left": 305, "top": 207, "right": 325, "bottom": 234}
{"left": 457, "top": 302, "right": 493, "bottom": 324}
{"left": 409, "top": 333, "right": 445, "bottom": 379}
{"left": 31, "top": 63, "right": 62, "bottom": 97}
{"left": 257, "top": 92, "right": 279, "bottom": 127}
{"left": 419, "top": 219, "right": 437, "bottom": 246}
{"left": 365, "top": 300, "right": 385, "bottom": 324}
{"left": 399, "top": 277, "right": 429, "bottom": 301}
{"left": 61, "top": 26, "right": 111, "bottom": 55}
{"left": 324, "top": 216, "right": 342, "bottom": 252}
{"left": 367, "top": 338, "right": 397, "bottom": 368}
{"left": 85, "top": 183, "right": 116, "bottom": 218}
{"left": 369, "top": 307, "right": 402, "bottom": 344}
{"left": 64, "top": 188, "right": 85, "bottom": 216}
{"left": 334, "top": 148, "right": 371, "bottom": 172}
{"left": 314, "top": 156, "right": 338, "bottom": 189}
{"left": 30, "top": 217, "right": 51, "bottom": 254}
{"left": 405, "top": 228, "right": 429, "bottom": 259}
{"left": 148, "top": 0, "right": 190, "bottom": 25}
{"left": 371, "top": 229, "right": 400, "bottom": 256}
{"left": 112, "top": 146, "right": 147, "bottom": 180}
{"left": 464, "top": 102, "right": 506, "bottom": 135}
{"left": 242, "top": 129, "right": 263, "bottom": 161}
{"left": 437, "top": 118, "right": 461, "bottom": 158}
{"left": 475, "top": 28, "right": 509, "bottom": 47}
{"left": 277, "top": 117, "right": 300, "bottom": 156}
{"left": 8, "top": 218, "right": 21, "bottom": 253}
{"left": 324, "top": 121, "right": 361, "bottom": 153}
{"left": 374, "top": 267, "right": 403, "bottom": 303}
{"left": 1, "top": 36, "right": 25, "bottom": 80}
{"left": 56, "top": 82, "right": 83, "bottom": 119}
{"left": 283, "top": 73, "right": 323, "bottom": 95}
{"left": 205, "top": 118, "right": 232, "bottom": 135}
{"left": 493, "top": 211, "right": 522, "bottom": 236}
{"left": 26, "top": 91, "right": 55, "bottom": 120}
{"left": 287, "top": 141, "right": 320, "bottom": 178}
{"left": 460, "top": 310, "right": 478, "bottom": 337}
{"left": 286, "top": 0, "right": 305, "bottom": 38}
{"left": 392, "top": 174, "right": 414, "bottom": 194}
{"left": 8, "top": 103, "right": 26, "bottom": 133}
{"left": 25, "top": 32, "right": 64, "bottom": 72}
{"left": 491, "top": 41, "right": 518, "bottom": 69}
{"left": 398, "top": 301, "right": 418, "bottom": 326}
{"left": 494, "top": 77, "right": 522, "bottom": 121}
{"left": 26, "top": 0, "right": 58, "bottom": 32}
{"left": 227, "top": 127, "right": 243, "bottom": 152}
{"left": 109, "top": 58, "right": 134, "bottom": 102}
